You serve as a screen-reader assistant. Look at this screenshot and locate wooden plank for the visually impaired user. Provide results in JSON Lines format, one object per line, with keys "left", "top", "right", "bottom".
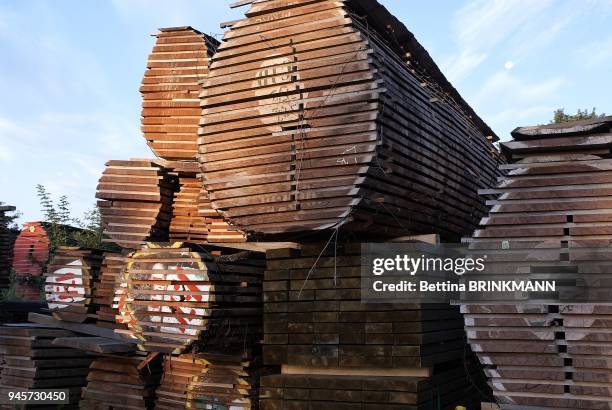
{"left": 28, "top": 312, "right": 136, "bottom": 341}
{"left": 52, "top": 336, "right": 136, "bottom": 353}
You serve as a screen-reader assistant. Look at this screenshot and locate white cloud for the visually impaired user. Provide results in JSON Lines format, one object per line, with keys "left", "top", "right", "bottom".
{"left": 443, "top": 0, "right": 576, "bottom": 82}
{"left": 477, "top": 71, "right": 564, "bottom": 103}
{"left": 576, "top": 34, "right": 612, "bottom": 67}
{"left": 473, "top": 71, "right": 565, "bottom": 139}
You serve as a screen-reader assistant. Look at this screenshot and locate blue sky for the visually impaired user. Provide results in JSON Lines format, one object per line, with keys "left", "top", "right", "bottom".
{"left": 1, "top": 0, "right": 611, "bottom": 224}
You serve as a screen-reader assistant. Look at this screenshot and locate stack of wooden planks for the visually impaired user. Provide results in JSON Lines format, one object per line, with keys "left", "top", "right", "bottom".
{"left": 11, "top": 221, "right": 49, "bottom": 301}
{"left": 0, "top": 204, "right": 16, "bottom": 287}
{"left": 91, "top": 252, "right": 129, "bottom": 328}
{"left": 120, "top": 242, "right": 264, "bottom": 354}
{"left": 197, "top": 0, "right": 502, "bottom": 240}
{"left": 156, "top": 353, "right": 259, "bottom": 409}
{"left": 80, "top": 353, "right": 162, "bottom": 410}
{"left": 0, "top": 324, "right": 93, "bottom": 409}
{"left": 261, "top": 242, "right": 483, "bottom": 409}
{"left": 141, "top": 27, "right": 219, "bottom": 160}
{"left": 43, "top": 247, "right": 102, "bottom": 323}
{"left": 96, "top": 159, "right": 177, "bottom": 249}
{"left": 464, "top": 116, "right": 612, "bottom": 408}
{"left": 166, "top": 161, "right": 246, "bottom": 244}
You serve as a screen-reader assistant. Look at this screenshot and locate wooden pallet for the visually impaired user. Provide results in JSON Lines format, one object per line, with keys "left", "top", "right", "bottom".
{"left": 11, "top": 222, "right": 49, "bottom": 300}
{"left": 96, "top": 159, "right": 178, "bottom": 249}
{"left": 44, "top": 247, "right": 102, "bottom": 323}
{"left": 80, "top": 353, "right": 162, "bottom": 410}
{"left": 156, "top": 353, "right": 258, "bottom": 410}
{"left": 464, "top": 116, "right": 612, "bottom": 409}
{"left": 141, "top": 27, "right": 219, "bottom": 161}
{"left": 118, "top": 242, "right": 264, "bottom": 354}
{"left": 0, "top": 324, "right": 93, "bottom": 409}
{"left": 262, "top": 241, "right": 487, "bottom": 408}
{"left": 0, "top": 205, "right": 16, "bottom": 287}
{"left": 90, "top": 252, "right": 129, "bottom": 328}
{"left": 197, "top": 0, "right": 503, "bottom": 239}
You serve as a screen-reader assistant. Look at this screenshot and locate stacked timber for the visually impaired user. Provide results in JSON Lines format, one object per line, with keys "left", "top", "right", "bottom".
{"left": 11, "top": 222, "right": 49, "bottom": 301}
{"left": 92, "top": 252, "right": 129, "bottom": 328}
{"left": 0, "top": 204, "right": 16, "bottom": 287}
{"left": 0, "top": 324, "right": 93, "bottom": 409}
{"left": 80, "top": 353, "right": 162, "bottom": 410}
{"left": 156, "top": 353, "right": 259, "bottom": 409}
{"left": 43, "top": 247, "right": 102, "bottom": 323}
{"left": 198, "top": 0, "right": 503, "bottom": 240}
{"left": 464, "top": 116, "right": 612, "bottom": 409}
{"left": 96, "top": 159, "right": 177, "bottom": 249}
{"left": 141, "top": 27, "right": 218, "bottom": 160}
{"left": 261, "top": 242, "right": 483, "bottom": 409}
{"left": 120, "top": 242, "right": 264, "bottom": 354}
{"left": 167, "top": 162, "right": 245, "bottom": 244}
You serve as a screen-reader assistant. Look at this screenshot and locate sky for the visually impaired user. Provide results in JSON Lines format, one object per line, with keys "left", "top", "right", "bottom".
{"left": 1, "top": 0, "right": 611, "bottom": 225}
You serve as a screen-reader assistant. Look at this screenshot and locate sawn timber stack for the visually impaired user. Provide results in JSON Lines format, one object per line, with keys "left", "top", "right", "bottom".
{"left": 155, "top": 353, "right": 259, "bottom": 409}
{"left": 80, "top": 353, "right": 162, "bottom": 410}
{"left": 119, "top": 242, "right": 264, "bottom": 354}
{"left": 464, "top": 115, "right": 612, "bottom": 409}
{"left": 166, "top": 161, "right": 246, "bottom": 244}
{"left": 0, "top": 204, "right": 16, "bottom": 287}
{"left": 96, "top": 159, "right": 177, "bottom": 249}
{"left": 91, "top": 252, "right": 129, "bottom": 328}
{"left": 43, "top": 247, "right": 102, "bottom": 323}
{"left": 141, "top": 27, "right": 219, "bottom": 160}
{"left": 198, "top": 0, "right": 503, "bottom": 239}
{"left": 11, "top": 221, "right": 50, "bottom": 300}
{"left": 0, "top": 324, "right": 93, "bottom": 409}
{"left": 261, "top": 242, "right": 484, "bottom": 409}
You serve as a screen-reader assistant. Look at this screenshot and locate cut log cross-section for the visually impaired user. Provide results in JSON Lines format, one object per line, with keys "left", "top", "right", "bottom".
{"left": 96, "top": 159, "right": 177, "bottom": 249}
{"left": 120, "top": 242, "right": 264, "bottom": 355}
{"left": 141, "top": 27, "right": 219, "bottom": 160}
{"left": 11, "top": 221, "right": 50, "bottom": 301}
{"left": 44, "top": 247, "right": 102, "bottom": 323}
{"left": 198, "top": 0, "right": 503, "bottom": 239}
{"left": 464, "top": 116, "right": 612, "bottom": 409}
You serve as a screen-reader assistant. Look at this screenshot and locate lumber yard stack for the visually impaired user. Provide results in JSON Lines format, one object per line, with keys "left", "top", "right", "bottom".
{"left": 11, "top": 221, "right": 50, "bottom": 301}
{"left": 141, "top": 27, "right": 218, "bottom": 160}
{"left": 5, "top": 0, "right": 505, "bottom": 408}
{"left": 119, "top": 242, "right": 264, "bottom": 354}
{"left": 198, "top": 0, "right": 503, "bottom": 240}
{"left": 166, "top": 161, "right": 246, "bottom": 244}
{"left": 156, "top": 353, "right": 261, "bottom": 409}
{"left": 96, "top": 159, "right": 177, "bottom": 249}
{"left": 44, "top": 247, "right": 103, "bottom": 323}
{"left": 261, "top": 241, "right": 485, "bottom": 409}
{"left": 0, "top": 324, "right": 93, "bottom": 409}
{"left": 464, "top": 115, "right": 612, "bottom": 409}
{"left": 80, "top": 353, "right": 163, "bottom": 410}
{"left": 91, "top": 251, "right": 129, "bottom": 328}
{"left": 116, "top": 242, "right": 265, "bottom": 408}
{"left": 0, "top": 204, "right": 16, "bottom": 288}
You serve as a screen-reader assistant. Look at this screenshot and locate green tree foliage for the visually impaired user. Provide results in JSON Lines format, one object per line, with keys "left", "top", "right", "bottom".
{"left": 551, "top": 108, "right": 606, "bottom": 124}
{"left": 35, "top": 184, "right": 108, "bottom": 251}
